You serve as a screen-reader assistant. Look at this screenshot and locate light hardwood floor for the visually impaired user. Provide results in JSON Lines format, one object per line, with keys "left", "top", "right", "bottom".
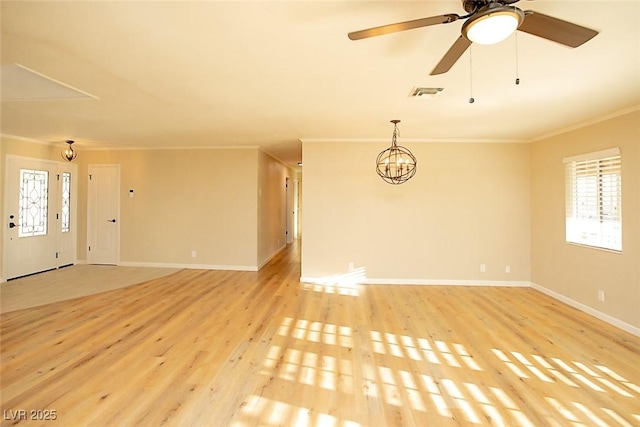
{"left": 1, "top": 243, "right": 639, "bottom": 426}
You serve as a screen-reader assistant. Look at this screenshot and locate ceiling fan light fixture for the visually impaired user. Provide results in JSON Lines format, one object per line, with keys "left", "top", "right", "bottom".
{"left": 462, "top": 6, "right": 524, "bottom": 45}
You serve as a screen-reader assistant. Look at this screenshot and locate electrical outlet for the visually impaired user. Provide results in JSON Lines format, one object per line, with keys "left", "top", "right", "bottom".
{"left": 480, "top": 264, "right": 486, "bottom": 273}
{"left": 191, "top": 250, "right": 196, "bottom": 258}
{"left": 348, "top": 262, "right": 354, "bottom": 272}
{"left": 505, "top": 265, "right": 511, "bottom": 274}
{"left": 598, "top": 290, "right": 605, "bottom": 302}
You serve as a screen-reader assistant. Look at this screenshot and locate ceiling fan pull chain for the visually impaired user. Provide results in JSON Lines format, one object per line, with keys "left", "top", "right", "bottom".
{"left": 469, "top": 45, "right": 475, "bottom": 104}
{"left": 515, "top": 31, "right": 521, "bottom": 85}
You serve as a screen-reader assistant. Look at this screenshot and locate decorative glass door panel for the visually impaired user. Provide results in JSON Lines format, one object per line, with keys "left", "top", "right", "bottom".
{"left": 18, "top": 168, "right": 49, "bottom": 237}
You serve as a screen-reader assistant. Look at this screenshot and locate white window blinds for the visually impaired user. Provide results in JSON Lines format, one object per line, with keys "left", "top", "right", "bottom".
{"left": 564, "top": 148, "right": 621, "bottom": 251}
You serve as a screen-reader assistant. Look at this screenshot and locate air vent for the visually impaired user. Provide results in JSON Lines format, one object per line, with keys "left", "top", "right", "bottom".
{"left": 410, "top": 87, "right": 444, "bottom": 99}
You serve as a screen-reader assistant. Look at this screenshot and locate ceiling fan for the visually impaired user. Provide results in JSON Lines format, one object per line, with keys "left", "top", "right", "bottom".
{"left": 348, "top": 0, "right": 598, "bottom": 75}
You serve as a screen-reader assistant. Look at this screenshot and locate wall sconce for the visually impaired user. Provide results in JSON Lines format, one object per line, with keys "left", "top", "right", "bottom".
{"left": 61, "top": 140, "right": 78, "bottom": 162}
{"left": 376, "top": 120, "right": 417, "bottom": 185}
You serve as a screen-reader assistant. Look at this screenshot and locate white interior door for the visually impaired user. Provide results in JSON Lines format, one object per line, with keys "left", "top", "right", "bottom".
{"left": 286, "top": 177, "right": 293, "bottom": 244}
{"left": 293, "top": 179, "right": 299, "bottom": 240}
{"left": 4, "top": 156, "right": 58, "bottom": 280}
{"left": 87, "top": 165, "right": 120, "bottom": 265}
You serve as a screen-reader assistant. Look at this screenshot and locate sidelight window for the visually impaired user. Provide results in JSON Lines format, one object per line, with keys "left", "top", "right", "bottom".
{"left": 61, "top": 172, "right": 71, "bottom": 233}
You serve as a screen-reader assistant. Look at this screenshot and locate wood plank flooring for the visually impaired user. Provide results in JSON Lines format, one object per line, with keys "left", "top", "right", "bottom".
{"left": 1, "top": 243, "right": 639, "bottom": 426}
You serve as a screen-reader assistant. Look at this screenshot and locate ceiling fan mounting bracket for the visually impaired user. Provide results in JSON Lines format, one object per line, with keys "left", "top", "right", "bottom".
{"left": 463, "top": 0, "right": 488, "bottom": 14}
{"left": 463, "top": 0, "right": 520, "bottom": 14}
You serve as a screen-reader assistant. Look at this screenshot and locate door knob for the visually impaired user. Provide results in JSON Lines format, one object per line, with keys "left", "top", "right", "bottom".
{"left": 107, "top": 219, "right": 116, "bottom": 223}
{"left": 8, "top": 222, "right": 16, "bottom": 228}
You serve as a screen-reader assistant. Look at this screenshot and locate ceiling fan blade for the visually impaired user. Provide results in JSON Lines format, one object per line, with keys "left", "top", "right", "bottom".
{"left": 430, "top": 36, "right": 472, "bottom": 75}
{"left": 518, "top": 11, "right": 598, "bottom": 47}
{"left": 348, "top": 14, "right": 459, "bottom": 41}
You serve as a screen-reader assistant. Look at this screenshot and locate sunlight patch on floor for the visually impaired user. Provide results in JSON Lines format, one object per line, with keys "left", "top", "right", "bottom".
{"left": 552, "top": 358, "right": 605, "bottom": 392}
{"left": 492, "top": 348, "right": 530, "bottom": 379}
{"left": 464, "top": 382, "right": 506, "bottom": 425}
{"left": 263, "top": 344, "right": 353, "bottom": 393}
{"left": 512, "top": 351, "right": 553, "bottom": 382}
{"left": 600, "top": 407, "right": 635, "bottom": 427}
{"left": 573, "top": 361, "right": 633, "bottom": 397}
{"left": 301, "top": 268, "right": 366, "bottom": 296}
{"left": 545, "top": 397, "right": 582, "bottom": 423}
{"left": 235, "top": 394, "right": 362, "bottom": 427}
{"left": 421, "top": 374, "right": 452, "bottom": 418}
{"left": 369, "top": 330, "right": 481, "bottom": 371}
{"left": 398, "top": 370, "right": 427, "bottom": 412}
{"left": 491, "top": 348, "right": 640, "bottom": 424}
{"left": 490, "top": 387, "right": 534, "bottom": 427}
{"left": 532, "top": 354, "right": 579, "bottom": 387}
{"left": 250, "top": 315, "right": 640, "bottom": 426}
{"left": 280, "top": 317, "right": 353, "bottom": 348}
{"left": 378, "top": 366, "right": 402, "bottom": 407}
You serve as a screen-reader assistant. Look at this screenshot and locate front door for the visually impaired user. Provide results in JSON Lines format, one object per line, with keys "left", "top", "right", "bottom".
{"left": 87, "top": 165, "right": 120, "bottom": 265}
{"left": 3, "top": 156, "right": 75, "bottom": 280}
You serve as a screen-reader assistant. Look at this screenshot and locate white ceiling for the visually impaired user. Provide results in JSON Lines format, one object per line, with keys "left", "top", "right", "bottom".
{"left": 2, "top": 1, "right": 639, "bottom": 168}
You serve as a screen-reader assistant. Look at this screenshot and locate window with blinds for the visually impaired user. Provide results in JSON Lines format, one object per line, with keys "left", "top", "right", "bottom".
{"left": 564, "top": 148, "right": 621, "bottom": 251}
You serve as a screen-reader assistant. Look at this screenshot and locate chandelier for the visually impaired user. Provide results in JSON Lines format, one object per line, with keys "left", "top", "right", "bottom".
{"left": 61, "top": 140, "right": 78, "bottom": 162}
{"left": 376, "top": 120, "right": 417, "bottom": 185}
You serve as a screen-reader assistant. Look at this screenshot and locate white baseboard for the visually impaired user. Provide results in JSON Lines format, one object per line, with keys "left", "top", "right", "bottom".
{"left": 79, "top": 253, "right": 277, "bottom": 272}
{"left": 299, "top": 275, "right": 638, "bottom": 337}
{"left": 300, "top": 276, "right": 531, "bottom": 287}
{"left": 530, "top": 282, "right": 640, "bottom": 337}
{"left": 258, "top": 244, "right": 287, "bottom": 270}
{"left": 362, "top": 278, "right": 532, "bottom": 287}
{"left": 118, "top": 261, "right": 258, "bottom": 272}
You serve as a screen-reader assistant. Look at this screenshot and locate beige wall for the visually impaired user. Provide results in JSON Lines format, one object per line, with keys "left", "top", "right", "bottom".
{"left": 1, "top": 139, "right": 265, "bottom": 274}
{"left": 301, "top": 141, "right": 531, "bottom": 283}
{"left": 77, "top": 148, "right": 259, "bottom": 269}
{"left": 531, "top": 110, "right": 640, "bottom": 329}
{"left": 257, "top": 150, "right": 292, "bottom": 267}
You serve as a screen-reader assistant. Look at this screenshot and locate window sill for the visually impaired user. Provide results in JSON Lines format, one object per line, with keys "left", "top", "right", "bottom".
{"left": 566, "top": 242, "right": 622, "bottom": 254}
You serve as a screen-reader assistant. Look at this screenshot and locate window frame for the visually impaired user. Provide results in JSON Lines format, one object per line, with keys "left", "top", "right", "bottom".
{"left": 564, "top": 147, "right": 622, "bottom": 253}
